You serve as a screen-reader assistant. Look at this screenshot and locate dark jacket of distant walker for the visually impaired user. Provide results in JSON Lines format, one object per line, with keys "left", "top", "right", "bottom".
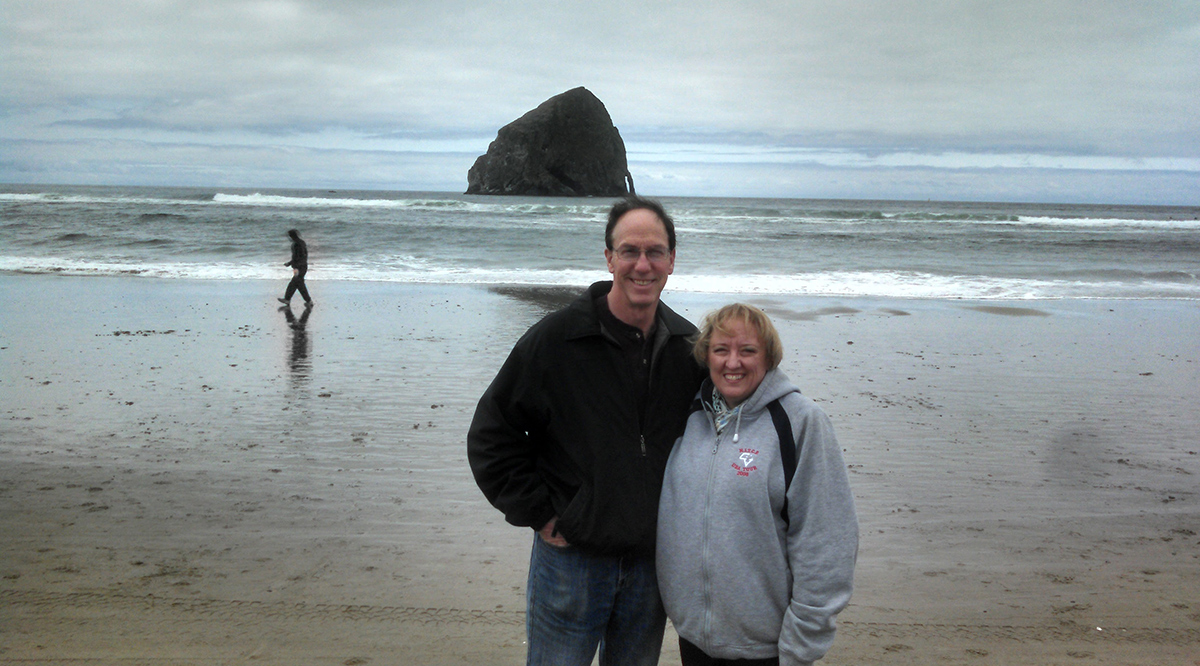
{"left": 657, "top": 368, "right": 858, "bottom": 665}
{"left": 467, "top": 281, "right": 704, "bottom": 555}
{"left": 286, "top": 236, "right": 308, "bottom": 269}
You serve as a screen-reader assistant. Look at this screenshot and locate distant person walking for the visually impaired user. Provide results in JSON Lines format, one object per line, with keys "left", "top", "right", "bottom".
{"left": 279, "top": 229, "right": 313, "bottom": 307}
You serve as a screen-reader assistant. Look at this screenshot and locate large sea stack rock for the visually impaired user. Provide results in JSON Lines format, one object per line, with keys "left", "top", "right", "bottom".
{"left": 466, "top": 87, "right": 633, "bottom": 196}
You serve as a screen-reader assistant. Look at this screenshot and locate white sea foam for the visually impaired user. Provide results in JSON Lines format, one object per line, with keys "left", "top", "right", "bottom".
{"left": 674, "top": 225, "right": 721, "bottom": 235}
{"left": 212, "top": 193, "right": 419, "bottom": 208}
{"left": 210, "top": 192, "right": 611, "bottom": 218}
{"left": 4, "top": 255, "right": 1194, "bottom": 300}
{"left": 672, "top": 272, "right": 1069, "bottom": 299}
{"left": 5, "top": 186, "right": 1198, "bottom": 301}
{"left": 0, "top": 192, "right": 189, "bottom": 207}
{"left": 0, "top": 257, "right": 278, "bottom": 281}
{"left": 1012, "top": 216, "right": 1200, "bottom": 229}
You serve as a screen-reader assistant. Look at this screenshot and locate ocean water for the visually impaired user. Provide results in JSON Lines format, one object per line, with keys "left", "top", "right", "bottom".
{"left": 2, "top": 184, "right": 1198, "bottom": 300}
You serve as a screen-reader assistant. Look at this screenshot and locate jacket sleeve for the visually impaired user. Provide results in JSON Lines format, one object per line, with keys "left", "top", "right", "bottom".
{"left": 466, "top": 341, "right": 557, "bottom": 531}
{"left": 778, "top": 401, "right": 859, "bottom": 666}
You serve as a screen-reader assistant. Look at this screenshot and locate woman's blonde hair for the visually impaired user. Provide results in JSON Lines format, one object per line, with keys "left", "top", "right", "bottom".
{"left": 692, "top": 303, "right": 783, "bottom": 370}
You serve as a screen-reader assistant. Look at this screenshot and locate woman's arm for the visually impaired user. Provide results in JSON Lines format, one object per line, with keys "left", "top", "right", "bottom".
{"left": 778, "top": 400, "right": 859, "bottom": 665}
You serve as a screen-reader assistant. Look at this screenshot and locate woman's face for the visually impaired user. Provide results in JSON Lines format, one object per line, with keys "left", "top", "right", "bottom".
{"left": 706, "top": 319, "right": 767, "bottom": 407}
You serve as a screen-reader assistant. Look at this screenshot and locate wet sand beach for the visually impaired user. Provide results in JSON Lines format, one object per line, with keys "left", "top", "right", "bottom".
{"left": 2, "top": 275, "right": 1198, "bottom": 664}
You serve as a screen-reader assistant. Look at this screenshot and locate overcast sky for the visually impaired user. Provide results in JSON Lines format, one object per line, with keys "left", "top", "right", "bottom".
{"left": 3, "top": 1, "right": 1198, "bottom": 203}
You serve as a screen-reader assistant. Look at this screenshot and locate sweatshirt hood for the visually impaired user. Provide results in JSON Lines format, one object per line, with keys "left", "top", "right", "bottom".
{"left": 701, "top": 367, "right": 799, "bottom": 443}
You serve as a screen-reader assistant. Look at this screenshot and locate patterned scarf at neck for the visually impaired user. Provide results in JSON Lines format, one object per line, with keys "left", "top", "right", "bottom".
{"left": 708, "top": 391, "right": 742, "bottom": 436}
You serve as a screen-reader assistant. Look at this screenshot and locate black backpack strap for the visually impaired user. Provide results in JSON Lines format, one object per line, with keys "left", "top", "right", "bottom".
{"left": 697, "top": 389, "right": 800, "bottom": 526}
{"left": 767, "top": 397, "right": 797, "bottom": 526}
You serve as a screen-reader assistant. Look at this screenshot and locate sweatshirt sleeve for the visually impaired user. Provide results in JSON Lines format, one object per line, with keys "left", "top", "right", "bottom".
{"left": 778, "top": 401, "right": 859, "bottom": 666}
{"left": 466, "top": 340, "right": 556, "bottom": 531}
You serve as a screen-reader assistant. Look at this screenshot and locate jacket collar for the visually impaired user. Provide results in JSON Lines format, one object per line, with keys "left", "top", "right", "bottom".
{"left": 564, "top": 281, "right": 693, "bottom": 341}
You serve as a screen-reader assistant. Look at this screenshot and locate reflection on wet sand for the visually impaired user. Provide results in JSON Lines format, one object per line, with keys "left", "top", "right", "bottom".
{"left": 488, "top": 285, "right": 579, "bottom": 316}
{"left": 281, "top": 303, "right": 312, "bottom": 391}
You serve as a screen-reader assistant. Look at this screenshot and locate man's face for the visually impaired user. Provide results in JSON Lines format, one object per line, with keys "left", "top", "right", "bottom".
{"left": 605, "top": 208, "right": 675, "bottom": 315}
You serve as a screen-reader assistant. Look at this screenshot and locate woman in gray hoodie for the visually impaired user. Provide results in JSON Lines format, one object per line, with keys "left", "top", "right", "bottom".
{"left": 657, "top": 304, "right": 858, "bottom": 666}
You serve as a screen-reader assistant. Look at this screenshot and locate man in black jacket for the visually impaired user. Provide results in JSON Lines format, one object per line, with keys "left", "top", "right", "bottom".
{"left": 468, "top": 196, "right": 704, "bottom": 665}
{"left": 279, "top": 229, "right": 312, "bottom": 307}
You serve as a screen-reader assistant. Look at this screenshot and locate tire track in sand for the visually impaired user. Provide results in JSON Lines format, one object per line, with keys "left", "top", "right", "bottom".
{"left": 837, "top": 619, "right": 1200, "bottom": 644}
{"left": 1, "top": 589, "right": 523, "bottom": 626}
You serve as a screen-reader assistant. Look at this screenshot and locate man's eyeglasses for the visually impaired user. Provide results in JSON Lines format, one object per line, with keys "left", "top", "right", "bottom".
{"left": 613, "top": 246, "right": 670, "bottom": 263}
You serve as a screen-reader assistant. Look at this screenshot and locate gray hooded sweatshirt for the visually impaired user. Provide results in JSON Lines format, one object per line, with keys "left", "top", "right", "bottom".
{"left": 657, "top": 368, "right": 858, "bottom": 665}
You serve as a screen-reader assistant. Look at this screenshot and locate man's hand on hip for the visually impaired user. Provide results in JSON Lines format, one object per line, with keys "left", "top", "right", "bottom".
{"left": 538, "top": 516, "right": 570, "bottom": 547}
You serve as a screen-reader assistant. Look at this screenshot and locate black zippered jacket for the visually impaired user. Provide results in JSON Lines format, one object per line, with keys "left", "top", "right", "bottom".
{"left": 468, "top": 281, "right": 704, "bottom": 556}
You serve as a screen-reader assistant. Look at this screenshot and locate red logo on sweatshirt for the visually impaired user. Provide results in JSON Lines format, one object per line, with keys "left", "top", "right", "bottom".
{"left": 732, "top": 448, "right": 759, "bottom": 477}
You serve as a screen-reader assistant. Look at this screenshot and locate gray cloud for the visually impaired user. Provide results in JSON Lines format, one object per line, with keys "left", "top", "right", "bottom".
{"left": 2, "top": 0, "right": 1198, "bottom": 202}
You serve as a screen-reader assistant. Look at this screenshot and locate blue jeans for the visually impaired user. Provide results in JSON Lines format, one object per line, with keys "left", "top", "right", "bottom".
{"left": 526, "top": 535, "right": 666, "bottom": 666}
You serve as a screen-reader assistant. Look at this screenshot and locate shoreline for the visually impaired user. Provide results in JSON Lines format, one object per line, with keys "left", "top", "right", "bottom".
{"left": 6, "top": 270, "right": 1200, "bottom": 304}
{"left": 2, "top": 275, "right": 1198, "bottom": 664}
